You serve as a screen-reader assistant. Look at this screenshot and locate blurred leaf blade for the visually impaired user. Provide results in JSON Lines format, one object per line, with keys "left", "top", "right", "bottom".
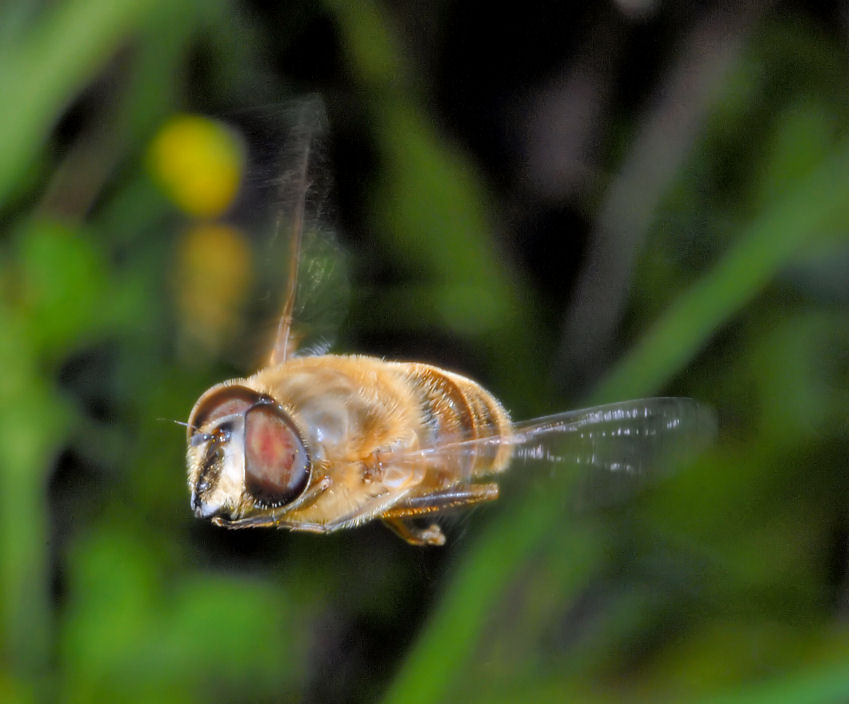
{"left": 382, "top": 125, "right": 849, "bottom": 704}
{"left": 699, "top": 662, "right": 849, "bottom": 704}
{"left": 0, "top": 0, "right": 162, "bottom": 207}
{"left": 591, "top": 134, "right": 849, "bottom": 404}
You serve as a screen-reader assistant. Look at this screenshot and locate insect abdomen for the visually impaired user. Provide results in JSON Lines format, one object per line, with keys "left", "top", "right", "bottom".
{"left": 399, "top": 362, "right": 513, "bottom": 478}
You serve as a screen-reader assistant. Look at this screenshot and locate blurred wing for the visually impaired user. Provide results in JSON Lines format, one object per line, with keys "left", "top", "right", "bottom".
{"left": 285, "top": 221, "right": 349, "bottom": 358}
{"left": 246, "top": 96, "right": 348, "bottom": 365}
{"left": 384, "top": 397, "right": 716, "bottom": 479}
{"left": 509, "top": 397, "right": 716, "bottom": 474}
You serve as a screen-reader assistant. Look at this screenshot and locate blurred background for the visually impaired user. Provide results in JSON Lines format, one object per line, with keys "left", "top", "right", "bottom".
{"left": 2, "top": 0, "right": 849, "bottom": 702}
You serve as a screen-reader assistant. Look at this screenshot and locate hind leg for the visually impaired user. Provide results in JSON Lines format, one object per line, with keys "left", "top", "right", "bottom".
{"left": 379, "top": 483, "right": 499, "bottom": 545}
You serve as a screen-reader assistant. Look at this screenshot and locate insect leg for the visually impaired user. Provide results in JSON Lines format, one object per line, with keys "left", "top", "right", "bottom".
{"left": 378, "top": 483, "right": 499, "bottom": 545}
{"left": 214, "top": 515, "right": 334, "bottom": 533}
{"left": 379, "top": 482, "right": 500, "bottom": 519}
{"left": 226, "top": 489, "right": 418, "bottom": 535}
{"left": 382, "top": 517, "right": 446, "bottom": 546}
{"left": 212, "top": 476, "right": 331, "bottom": 529}
{"left": 213, "top": 515, "right": 278, "bottom": 529}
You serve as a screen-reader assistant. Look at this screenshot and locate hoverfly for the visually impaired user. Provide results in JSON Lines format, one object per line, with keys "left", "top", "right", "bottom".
{"left": 185, "top": 99, "right": 714, "bottom": 546}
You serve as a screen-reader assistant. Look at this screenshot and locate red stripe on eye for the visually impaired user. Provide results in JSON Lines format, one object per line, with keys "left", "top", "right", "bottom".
{"left": 188, "top": 385, "right": 259, "bottom": 437}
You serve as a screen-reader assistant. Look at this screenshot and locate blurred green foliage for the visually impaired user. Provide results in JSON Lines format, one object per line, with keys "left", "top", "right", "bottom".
{"left": 2, "top": 1, "right": 849, "bottom": 703}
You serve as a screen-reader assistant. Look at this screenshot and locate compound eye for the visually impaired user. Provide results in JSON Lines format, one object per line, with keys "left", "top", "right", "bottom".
{"left": 187, "top": 385, "right": 259, "bottom": 440}
{"left": 244, "top": 404, "right": 309, "bottom": 506}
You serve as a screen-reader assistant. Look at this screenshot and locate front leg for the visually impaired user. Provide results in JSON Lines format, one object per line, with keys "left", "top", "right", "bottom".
{"left": 212, "top": 476, "right": 332, "bottom": 529}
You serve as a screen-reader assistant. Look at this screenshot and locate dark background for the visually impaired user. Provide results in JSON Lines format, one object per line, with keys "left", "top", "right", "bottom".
{"left": 2, "top": 1, "right": 849, "bottom": 702}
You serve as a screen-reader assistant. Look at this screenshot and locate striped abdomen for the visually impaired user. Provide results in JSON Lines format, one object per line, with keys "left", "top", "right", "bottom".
{"left": 397, "top": 362, "right": 513, "bottom": 479}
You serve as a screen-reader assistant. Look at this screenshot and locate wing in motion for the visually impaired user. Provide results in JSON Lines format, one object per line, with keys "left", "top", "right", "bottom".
{"left": 382, "top": 396, "right": 716, "bottom": 479}
{"left": 244, "top": 96, "right": 348, "bottom": 365}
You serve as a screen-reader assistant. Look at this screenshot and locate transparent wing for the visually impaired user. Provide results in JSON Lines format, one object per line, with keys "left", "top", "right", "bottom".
{"left": 236, "top": 97, "right": 348, "bottom": 365}
{"left": 510, "top": 397, "right": 715, "bottom": 474}
{"left": 284, "top": 220, "right": 349, "bottom": 358}
{"left": 382, "top": 397, "right": 716, "bottom": 479}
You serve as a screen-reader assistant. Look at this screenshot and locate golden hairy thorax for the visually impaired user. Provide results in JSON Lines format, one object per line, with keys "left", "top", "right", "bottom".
{"left": 251, "top": 355, "right": 512, "bottom": 471}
